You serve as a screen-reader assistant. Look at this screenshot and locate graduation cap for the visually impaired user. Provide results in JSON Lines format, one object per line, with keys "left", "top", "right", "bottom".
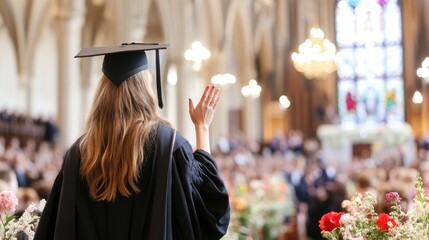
{"left": 75, "top": 43, "right": 169, "bottom": 108}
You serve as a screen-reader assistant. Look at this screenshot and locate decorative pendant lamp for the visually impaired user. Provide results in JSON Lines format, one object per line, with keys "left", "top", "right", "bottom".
{"left": 291, "top": 28, "right": 338, "bottom": 79}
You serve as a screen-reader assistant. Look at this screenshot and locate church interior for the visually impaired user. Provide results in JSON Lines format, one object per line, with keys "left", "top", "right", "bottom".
{"left": 1, "top": 0, "right": 429, "bottom": 239}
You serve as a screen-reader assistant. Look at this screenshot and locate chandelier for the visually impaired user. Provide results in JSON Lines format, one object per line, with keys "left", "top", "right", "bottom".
{"left": 184, "top": 41, "right": 211, "bottom": 71}
{"left": 291, "top": 28, "right": 338, "bottom": 80}
{"left": 412, "top": 90, "right": 423, "bottom": 104}
{"left": 279, "top": 95, "right": 291, "bottom": 110}
{"left": 211, "top": 73, "right": 236, "bottom": 85}
{"left": 241, "top": 80, "right": 262, "bottom": 98}
{"left": 417, "top": 57, "right": 429, "bottom": 82}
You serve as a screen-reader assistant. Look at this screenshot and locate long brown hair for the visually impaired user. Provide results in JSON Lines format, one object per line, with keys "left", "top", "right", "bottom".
{"left": 79, "top": 70, "right": 169, "bottom": 201}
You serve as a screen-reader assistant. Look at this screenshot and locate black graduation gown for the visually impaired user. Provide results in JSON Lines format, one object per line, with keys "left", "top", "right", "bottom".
{"left": 34, "top": 123, "right": 230, "bottom": 240}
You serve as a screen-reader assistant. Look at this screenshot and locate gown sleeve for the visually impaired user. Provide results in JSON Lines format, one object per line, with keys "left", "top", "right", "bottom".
{"left": 34, "top": 141, "right": 80, "bottom": 240}
{"left": 33, "top": 168, "right": 63, "bottom": 240}
{"left": 192, "top": 149, "right": 231, "bottom": 233}
{"left": 172, "top": 137, "right": 230, "bottom": 240}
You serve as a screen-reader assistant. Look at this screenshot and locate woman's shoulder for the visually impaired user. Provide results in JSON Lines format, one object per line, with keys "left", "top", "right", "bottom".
{"left": 60, "top": 137, "right": 83, "bottom": 170}
{"left": 158, "top": 122, "right": 188, "bottom": 151}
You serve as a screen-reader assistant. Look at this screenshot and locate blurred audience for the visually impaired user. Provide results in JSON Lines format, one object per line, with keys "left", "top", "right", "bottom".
{"left": 1, "top": 119, "right": 428, "bottom": 240}
{"left": 215, "top": 129, "right": 426, "bottom": 240}
{"left": 0, "top": 110, "right": 61, "bottom": 216}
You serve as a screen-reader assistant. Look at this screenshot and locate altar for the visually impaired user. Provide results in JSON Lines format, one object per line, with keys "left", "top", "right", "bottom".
{"left": 317, "top": 123, "right": 415, "bottom": 169}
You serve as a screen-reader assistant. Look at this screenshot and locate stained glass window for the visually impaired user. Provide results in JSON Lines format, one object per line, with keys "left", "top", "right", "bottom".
{"left": 336, "top": 0, "right": 404, "bottom": 126}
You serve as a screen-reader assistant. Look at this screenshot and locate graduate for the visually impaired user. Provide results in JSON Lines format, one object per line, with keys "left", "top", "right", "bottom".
{"left": 34, "top": 43, "right": 230, "bottom": 240}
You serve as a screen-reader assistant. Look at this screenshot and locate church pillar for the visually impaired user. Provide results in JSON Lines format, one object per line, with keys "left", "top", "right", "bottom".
{"left": 402, "top": 0, "right": 421, "bottom": 136}
{"left": 112, "top": 0, "right": 145, "bottom": 42}
{"left": 420, "top": 0, "right": 429, "bottom": 135}
{"left": 55, "top": 0, "right": 85, "bottom": 148}
{"left": 242, "top": 66, "right": 262, "bottom": 144}
{"left": 205, "top": 54, "right": 231, "bottom": 152}
{"left": 244, "top": 96, "right": 262, "bottom": 144}
{"left": 176, "top": 59, "right": 201, "bottom": 147}
{"left": 165, "top": 63, "right": 178, "bottom": 128}
{"left": 210, "top": 84, "right": 230, "bottom": 152}
{"left": 23, "top": 74, "right": 32, "bottom": 116}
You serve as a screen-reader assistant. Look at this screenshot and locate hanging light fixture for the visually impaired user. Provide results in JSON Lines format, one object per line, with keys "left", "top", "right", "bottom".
{"left": 279, "top": 95, "right": 291, "bottom": 110}
{"left": 291, "top": 28, "right": 338, "bottom": 79}
{"left": 412, "top": 90, "right": 423, "bottom": 104}
{"left": 241, "top": 80, "right": 262, "bottom": 98}
{"left": 184, "top": 41, "right": 211, "bottom": 71}
{"left": 211, "top": 73, "right": 236, "bottom": 85}
{"left": 417, "top": 57, "right": 429, "bottom": 82}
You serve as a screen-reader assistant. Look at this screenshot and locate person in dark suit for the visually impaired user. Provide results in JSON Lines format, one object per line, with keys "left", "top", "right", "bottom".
{"left": 34, "top": 43, "right": 230, "bottom": 240}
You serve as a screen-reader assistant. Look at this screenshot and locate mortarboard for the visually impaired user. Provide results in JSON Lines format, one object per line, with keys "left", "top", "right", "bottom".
{"left": 75, "top": 43, "right": 169, "bottom": 108}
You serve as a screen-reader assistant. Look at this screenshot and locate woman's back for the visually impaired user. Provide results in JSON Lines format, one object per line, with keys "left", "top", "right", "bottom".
{"left": 34, "top": 43, "right": 229, "bottom": 240}
{"left": 36, "top": 123, "right": 230, "bottom": 240}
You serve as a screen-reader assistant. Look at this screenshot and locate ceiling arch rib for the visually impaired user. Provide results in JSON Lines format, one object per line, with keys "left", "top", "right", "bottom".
{"left": 225, "top": 0, "right": 254, "bottom": 84}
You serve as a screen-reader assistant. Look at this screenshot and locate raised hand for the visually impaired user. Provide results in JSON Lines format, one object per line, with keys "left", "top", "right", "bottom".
{"left": 188, "top": 85, "right": 221, "bottom": 129}
{"left": 188, "top": 85, "right": 221, "bottom": 153}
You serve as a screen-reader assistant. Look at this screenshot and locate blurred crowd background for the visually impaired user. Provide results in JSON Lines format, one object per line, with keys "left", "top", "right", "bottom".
{"left": 2, "top": 109, "right": 428, "bottom": 240}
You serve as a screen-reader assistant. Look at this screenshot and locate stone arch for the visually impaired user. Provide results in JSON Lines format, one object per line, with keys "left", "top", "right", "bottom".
{"left": 143, "top": 0, "right": 165, "bottom": 42}
{"left": 150, "top": 0, "right": 194, "bottom": 61}
{"left": 199, "top": 0, "right": 224, "bottom": 53}
{"left": 224, "top": 1, "right": 262, "bottom": 141}
{"left": 255, "top": 21, "right": 274, "bottom": 78}
{"left": 179, "top": 0, "right": 225, "bottom": 78}
{"left": 225, "top": 1, "right": 255, "bottom": 84}
{"left": 255, "top": 16, "right": 277, "bottom": 142}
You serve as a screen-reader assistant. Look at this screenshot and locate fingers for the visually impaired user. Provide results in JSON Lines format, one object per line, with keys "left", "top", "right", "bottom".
{"left": 197, "top": 85, "right": 221, "bottom": 107}
{"left": 212, "top": 93, "right": 221, "bottom": 108}
{"left": 188, "top": 98, "right": 194, "bottom": 113}
{"left": 209, "top": 88, "right": 220, "bottom": 107}
{"left": 200, "top": 85, "right": 211, "bottom": 105}
{"left": 204, "top": 85, "right": 220, "bottom": 106}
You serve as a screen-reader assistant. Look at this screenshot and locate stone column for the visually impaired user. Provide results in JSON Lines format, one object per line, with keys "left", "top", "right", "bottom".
{"left": 22, "top": 74, "right": 32, "bottom": 116}
{"left": 176, "top": 60, "right": 201, "bottom": 146}
{"left": 164, "top": 63, "right": 178, "bottom": 128}
{"left": 113, "top": 0, "right": 130, "bottom": 42}
{"left": 55, "top": 0, "right": 84, "bottom": 148}
{"left": 210, "top": 83, "right": 231, "bottom": 152}
{"left": 422, "top": 83, "right": 429, "bottom": 134}
{"left": 244, "top": 96, "right": 262, "bottom": 144}
{"left": 206, "top": 52, "right": 232, "bottom": 152}
{"left": 111, "top": 0, "right": 145, "bottom": 43}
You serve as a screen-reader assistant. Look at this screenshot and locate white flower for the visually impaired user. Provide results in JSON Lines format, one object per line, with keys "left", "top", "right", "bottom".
{"left": 320, "top": 175, "right": 429, "bottom": 240}
{"left": 340, "top": 213, "right": 352, "bottom": 225}
{"left": 4, "top": 198, "right": 46, "bottom": 240}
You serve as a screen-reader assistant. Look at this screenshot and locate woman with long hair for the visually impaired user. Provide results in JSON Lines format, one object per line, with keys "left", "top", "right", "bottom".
{"left": 34, "top": 44, "right": 230, "bottom": 240}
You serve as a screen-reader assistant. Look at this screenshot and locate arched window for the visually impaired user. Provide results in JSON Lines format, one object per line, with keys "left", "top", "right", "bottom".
{"left": 336, "top": 0, "right": 403, "bottom": 127}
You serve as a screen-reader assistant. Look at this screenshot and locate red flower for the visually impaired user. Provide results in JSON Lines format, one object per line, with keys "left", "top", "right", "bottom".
{"left": 319, "top": 211, "right": 344, "bottom": 231}
{"left": 376, "top": 213, "right": 397, "bottom": 231}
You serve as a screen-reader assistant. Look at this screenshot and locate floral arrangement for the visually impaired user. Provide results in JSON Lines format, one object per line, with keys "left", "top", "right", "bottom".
{"left": 319, "top": 175, "right": 429, "bottom": 240}
{"left": 0, "top": 190, "right": 46, "bottom": 240}
{"left": 223, "top": 173, "right": 296, "bottom": 240}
